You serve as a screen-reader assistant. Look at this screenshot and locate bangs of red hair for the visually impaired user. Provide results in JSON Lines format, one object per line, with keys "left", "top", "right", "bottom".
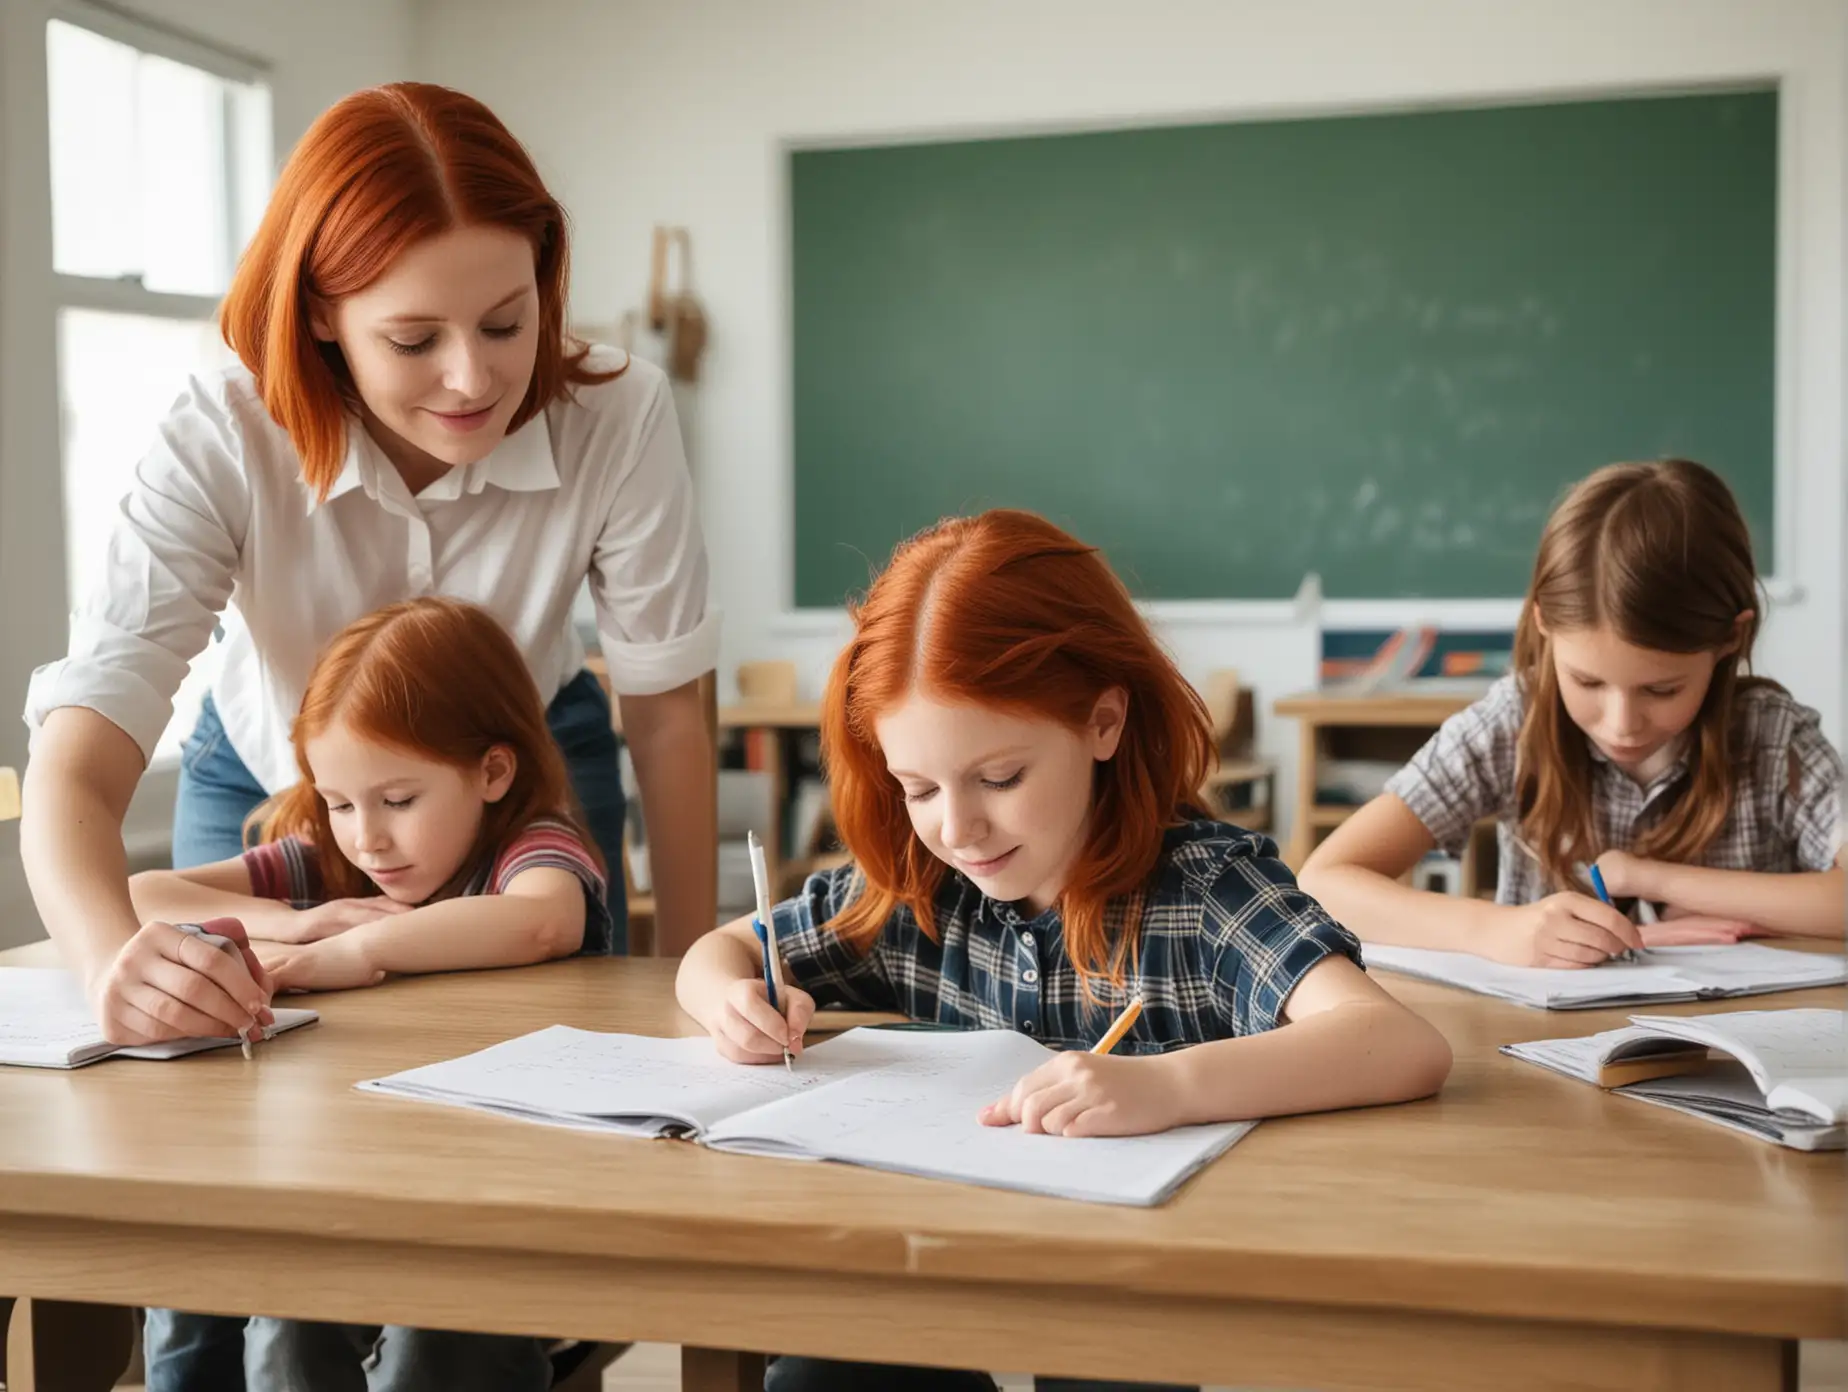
{"left": 823, "top": 509, "right": 1213, "bottom": 992}
{"left": 219, "top": 81, "right": 619, "bottom": 499}
{"left": 254, "top": 597, "right": 601, "bottom": 901}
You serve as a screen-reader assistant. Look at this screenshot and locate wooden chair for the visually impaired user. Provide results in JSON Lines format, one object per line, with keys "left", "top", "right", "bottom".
{"left": 735, "top": 658, "right": 799, "bottom": 707}
{"left": 1196, "top": 671, "right": 1277, "bottom": 833}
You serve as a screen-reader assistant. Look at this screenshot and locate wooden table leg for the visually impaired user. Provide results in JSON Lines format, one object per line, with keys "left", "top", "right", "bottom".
{"left": 4, "top": 1297, "right": 136, "bottom": 1392}
{"left": 682, "top": 1346, "right": 766, "bottom": 1392}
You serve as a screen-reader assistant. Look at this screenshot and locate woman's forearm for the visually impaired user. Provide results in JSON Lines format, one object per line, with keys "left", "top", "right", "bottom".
{"left": 1640, "top": 862, "right": 1845, "bottom": 939}
{"left": 19, "top": 710, "right": 146, "bottom": 982}
{"left": 623, "top": 684, "right": 718, "bottom": 957}
{"left": 1162, "top": 999, "right": 1452, "bottom": 1123}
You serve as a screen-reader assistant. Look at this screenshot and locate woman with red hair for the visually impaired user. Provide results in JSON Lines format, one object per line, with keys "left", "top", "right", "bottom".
{"left": 677, "top": 510, "right": 1452, "bottom": 1392}
{"left": 19, "top": 83, "right": 715, "bottom": 1391}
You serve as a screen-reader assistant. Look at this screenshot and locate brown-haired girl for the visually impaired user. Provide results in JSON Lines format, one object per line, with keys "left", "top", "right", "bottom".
{"left": 1301, "top": 459, "right": 1845, "bottom": 967}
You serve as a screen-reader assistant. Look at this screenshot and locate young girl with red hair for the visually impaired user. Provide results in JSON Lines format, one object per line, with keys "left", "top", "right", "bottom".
{"left": 130, "top": 597, "right": 611, "bottom": 988}
{"left": 22, "top": 81, "right": 710, "bottom": 1392}
{"left": 677, "top": 510, "right": 1451, "bottom": 1392}
{"left": 129, "top": 597, "right": 607, "bottom": 1390}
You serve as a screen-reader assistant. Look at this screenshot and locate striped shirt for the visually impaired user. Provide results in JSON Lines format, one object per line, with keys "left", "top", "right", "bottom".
{"left": 1384, "top": 675, "right": 1845, "bottom": 906}
{"left": 243, "top": 816, "right": 614, "bottom": 955}
{"left": 770, "top": 819, "right": 1362, "bottom": 1054}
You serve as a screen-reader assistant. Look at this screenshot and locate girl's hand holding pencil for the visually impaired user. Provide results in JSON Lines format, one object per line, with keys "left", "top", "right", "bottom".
{"left": 980, "top": 995, "right": 1183, "bottom": 1137}
{"left": 979, "top": 1049, "right": 1183, "bottom": 1138}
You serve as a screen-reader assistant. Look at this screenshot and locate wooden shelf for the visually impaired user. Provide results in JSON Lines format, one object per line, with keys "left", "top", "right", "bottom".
{"left": 1307, "top": 805, "right": 1360, "bottom": 828}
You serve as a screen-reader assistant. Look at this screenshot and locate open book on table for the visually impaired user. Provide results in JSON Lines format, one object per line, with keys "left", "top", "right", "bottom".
{"left": 358, "top": 1024, "right": 1254, "bottom": 1207}
{"left": 0, "top": 967, "right": 318, "bottom": 1069}
{"left": 1364, "top": 942, "right": 1845, "bottom": 1009}
{"left": 1504, "top": 1008, "right": 1846, "bottom": 1150}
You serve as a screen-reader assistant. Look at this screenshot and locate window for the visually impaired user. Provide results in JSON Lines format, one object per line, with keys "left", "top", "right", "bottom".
{"left": 46, "top": 7, "right": 271, "bottom": 763}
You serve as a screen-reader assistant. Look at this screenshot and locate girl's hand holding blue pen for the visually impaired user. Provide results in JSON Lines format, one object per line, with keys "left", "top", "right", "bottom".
{"left": 1489, "top": 891, "right": 1644, "bottom": 969}
{"left": 709, "top": 976, "right": 816, "bottom": 1065}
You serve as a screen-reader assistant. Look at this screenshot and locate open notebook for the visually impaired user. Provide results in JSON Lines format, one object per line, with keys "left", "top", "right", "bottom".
{"left": 359, "top": 1025, "right": 1254, "bottom": 1207}
{"left": 0, "top": 967, "right": 318, "bottom": 1069}
{"left": 1364, "top": 942, "right": 1846, "bottom": 1009}
{"left": 1504, "top": 1008, "right": 1846, "bottom": 1150}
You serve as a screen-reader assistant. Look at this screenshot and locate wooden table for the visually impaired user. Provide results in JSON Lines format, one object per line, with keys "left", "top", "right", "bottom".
{"left": 1, "top": 938, "right": 1840, "bottom": 1392}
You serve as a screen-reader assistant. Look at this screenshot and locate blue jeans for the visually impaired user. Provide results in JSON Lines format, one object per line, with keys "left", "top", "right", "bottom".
{"left": 148, "top": 669, "right": 628, "bottom": 1392}
{"left": 242, "top": 1317, "right": 550, "bottom": 1392}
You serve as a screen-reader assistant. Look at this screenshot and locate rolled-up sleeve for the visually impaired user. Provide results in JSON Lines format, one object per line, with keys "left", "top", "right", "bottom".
{"left": 586, "top": 369, "right": 721, "bottom": 696}
{"left": 22, "top": 379, "right": 248, "bottom": 762}
{"left": 1777, "top": 704, "right": 1844, "bottom": 872}
{"left": 1383, "top": 676, "right": 1522, "bottom": 853}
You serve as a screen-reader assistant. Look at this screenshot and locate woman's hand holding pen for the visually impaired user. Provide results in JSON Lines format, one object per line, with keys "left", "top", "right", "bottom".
{"left": 708, "top": 977, "right": 816, "bottom": 1065}
{"left": 90, "top": 920, "right": 275, "bottom": 1046}
{"left": 980, "top": 1051, "right": 1182, "bottom": 1137}
{"left": 1489, "top": 893, "right": 1644, "bottom": 969}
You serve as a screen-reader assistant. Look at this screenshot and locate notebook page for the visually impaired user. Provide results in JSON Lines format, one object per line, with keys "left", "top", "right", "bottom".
{"left": 0, "top": 969, "right": 113, "bottom": 1068}
{"left": 1366, "top": 943, "right": 1845, "bottom": 1009}
{"left": 1362, "top": 946, "right": 1694, "bottom": 1008}
{"left": 705, "top": 1028, "right": 1254, "bottom": 1207}
{"left": 1502, "top": 1026, "right": 1653, "bottom": 1081}
{"left": 1647, "top": 945, "right": 1847, "bottom": 993}
{"left": 1626, "top": 1010, "right": 1846, "bottom": 1120}
{"left": 358, "top": 1024, "right": 932, "bottom": 1133}
{"left": 1623, "top": 1064, "right": 1846, "bottom": 1148}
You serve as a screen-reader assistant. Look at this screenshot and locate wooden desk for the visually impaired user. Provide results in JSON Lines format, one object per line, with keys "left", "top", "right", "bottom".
{"left": 1, "top": 938, "right": 1840, "bottom": 1392}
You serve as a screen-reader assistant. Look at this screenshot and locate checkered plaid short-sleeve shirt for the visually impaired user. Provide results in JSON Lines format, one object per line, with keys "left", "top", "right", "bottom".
{"left": 770, "top": 819, "right": 1362, "bottom": 1054}
{"left": 1384, "top": 675, "right": 1844, "bottom": 905}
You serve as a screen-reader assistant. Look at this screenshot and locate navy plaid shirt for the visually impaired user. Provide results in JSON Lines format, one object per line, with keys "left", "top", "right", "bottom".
{"left": 771, "top": 819, "right": 1363, "bottom": 1054}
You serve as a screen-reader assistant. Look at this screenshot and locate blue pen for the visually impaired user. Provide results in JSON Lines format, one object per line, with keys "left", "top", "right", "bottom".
{"left": 1587, "top": 865, "right": 1640, "bottom": 963}
{"left": 752, "top": 916, "right": 780, "bottom": 1011}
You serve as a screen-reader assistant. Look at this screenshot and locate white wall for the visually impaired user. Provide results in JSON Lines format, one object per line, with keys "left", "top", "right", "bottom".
{"left": 416, "top": 0, "right": 1848, "bottom": 848}
{"left": 0, "top": 0, "right": 415, "bottom": 945}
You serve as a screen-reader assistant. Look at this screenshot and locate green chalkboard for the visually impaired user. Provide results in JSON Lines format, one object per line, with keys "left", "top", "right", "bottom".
{"left": 791, "top": 90, "right": 1776, "bottom": 605}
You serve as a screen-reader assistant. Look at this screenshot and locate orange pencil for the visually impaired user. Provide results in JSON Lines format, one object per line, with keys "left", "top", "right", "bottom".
{"left": 1091, "top": 996, "right": 1144, "bottom": 1055}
